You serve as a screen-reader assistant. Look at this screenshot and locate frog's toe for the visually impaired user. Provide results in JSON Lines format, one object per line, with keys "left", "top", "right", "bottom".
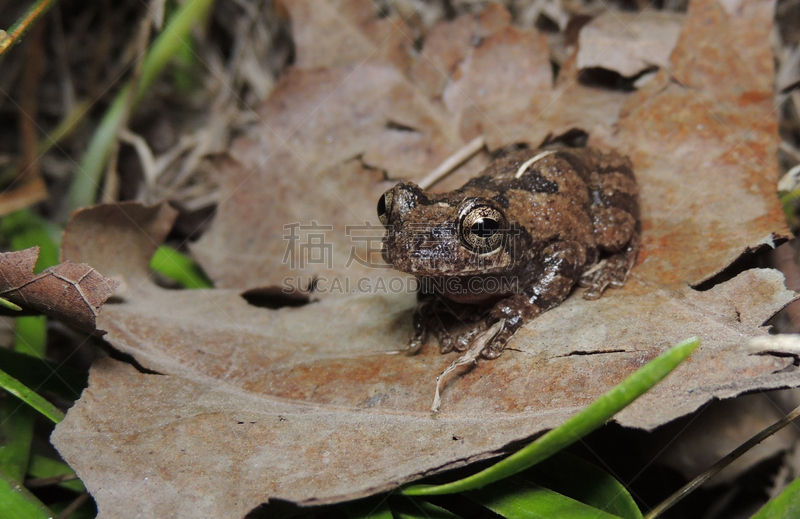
{"left": 439, "top": 334, "right": 456, "bottom": 354}
{"left": 479, "top": 321, "right": 513, "bottom": 359}
{"left": 451, "top": 324, "right": 487, "bottom": 352}
{"left": 580, "top": 254, "right": 632, "bottom": 299}
{"left": 481, "top": 341, "right": 505, "bottom": 359}
{"left": 403, "top": 336, "right": 424, "bottom": 355}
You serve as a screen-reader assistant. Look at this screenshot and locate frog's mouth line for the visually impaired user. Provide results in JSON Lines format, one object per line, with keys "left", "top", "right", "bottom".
{"left": 384, "top": 247, "right": 514, "bottom": 275}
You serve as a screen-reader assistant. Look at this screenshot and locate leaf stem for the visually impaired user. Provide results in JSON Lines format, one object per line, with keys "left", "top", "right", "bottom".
{"left": 0, "top": 0, "right": 60, "bottom": 58}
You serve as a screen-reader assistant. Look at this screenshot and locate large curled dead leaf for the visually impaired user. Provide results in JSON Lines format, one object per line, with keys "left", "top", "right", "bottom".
{"left": 52, "top": 0, "right": 800, "bottom": 517}
{"left": 0, "top": 247, "right": 118, "bottom": 334}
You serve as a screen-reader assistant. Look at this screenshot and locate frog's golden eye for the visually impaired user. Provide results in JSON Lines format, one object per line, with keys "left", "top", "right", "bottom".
{"left": 377, "top": 191, "right": 393, "bottom": 226}
{"left": 459, "top": 201, "right": 506, "bottom": 253}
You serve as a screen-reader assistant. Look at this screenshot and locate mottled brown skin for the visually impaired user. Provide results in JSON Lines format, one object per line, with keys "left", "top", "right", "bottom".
{"left": 378, "top": 147, "right": 640, "bottom": 359}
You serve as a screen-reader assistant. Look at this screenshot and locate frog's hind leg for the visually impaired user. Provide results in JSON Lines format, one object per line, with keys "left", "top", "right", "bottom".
{"left": 581, "top": 150, "right": 641, "bottom": 300}
{"left": 580, "top": 230, "right": 640, "bottom": 299}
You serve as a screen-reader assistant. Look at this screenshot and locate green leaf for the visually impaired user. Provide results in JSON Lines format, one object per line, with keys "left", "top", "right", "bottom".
{"left": 745, "top": 475, "right": 800, "bottom": 519}
{"left": 527, "top": 452, "right": 642, "bottom": 519}
{"left": 0, "top": 469, "right": 53, "bottom": 519}
{"left": 0, "top": 368, "right": 65, "bottom": 424}
{"left": 15, "top": 315, "right": 47, "bottom": 358}
{"left": 150, "top": 245, "right": 213, "bottom": 289}
{"left": 403, "top": 337, "right": 700, "bottom": 496}
{"left": 467, "top": 479, "right": 623, "bottom": 519}
{"left": 1, "top": 209, "right": 60, "bottom": 272}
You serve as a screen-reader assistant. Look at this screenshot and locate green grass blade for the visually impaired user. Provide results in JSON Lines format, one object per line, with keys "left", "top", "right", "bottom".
{"left": 467, "top": 479, "right": 623, "bottom": 519}
{"left": 150, "top": 245, "right": 213, "bottom": 289}
{"left": 0, "top": 315, "right": 49, "bottom": 482}
{"left": 0, "top": 0, "right": 59, "bottom": 57}
{"left": 0, "top": 368, "right": 65, "bottom": 424}
{"left": 751, "top": 476, "right": 800, "bottom": 519}
{"left": 0, "top": 100, "right": 91, "bottom": 187}
{"left": 0, "top": 403, "right": 35, "bottom": 483}
{"left": 392, "top": 499, "right": 463, "bottom": 519}
{"left": 527, "top": 452, "right": 642, "bottom": 519}
{"left": 0, "top": 469, "right": 53, "bottom": 519}
{"left": 0, "top": 348, "right": 87, "bottom": 401}
{"left": 65, "top": 0, "right": 214, "bottom": 214}
{"left": 404, "top": 337, "right": 700, "bottom": 496}
{"left": 0, "top": 297, "right": 22, "bottom": 311}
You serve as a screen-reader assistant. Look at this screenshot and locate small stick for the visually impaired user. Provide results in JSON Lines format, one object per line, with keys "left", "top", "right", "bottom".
{"left": 432, "top": 319, "right": 505, "bottom": 412}
{"left": 417, "top": 135, "right": 486, "bottom": 190}
{"left": 56, "top": 492, "right": 90, "bottom": 519}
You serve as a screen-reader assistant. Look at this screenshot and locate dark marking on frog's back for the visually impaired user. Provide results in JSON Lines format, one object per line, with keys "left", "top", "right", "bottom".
{"left": 492, "top": 193, "right": 509, "bottom": 208}
{"left": 465, "top": 170, "right": 559, "bottom": 195}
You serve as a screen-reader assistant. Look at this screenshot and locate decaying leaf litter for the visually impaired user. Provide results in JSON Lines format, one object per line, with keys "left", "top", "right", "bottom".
{"left": 1, "top": 0, "right": 798, "bottom": 517}
{"left": 0, "top": 248, "right": 118, "bottom": 335}
{"left": 41, "top": 0, "right": 800, "bottom": 516}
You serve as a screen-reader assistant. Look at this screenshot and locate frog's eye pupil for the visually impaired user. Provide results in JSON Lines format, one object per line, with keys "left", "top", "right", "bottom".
{"left": 470, "top": 218, "right": 499, "bottom": 238}
{"left": 459, "top": 201, "right": 506, "bottom": 253}
{"left": 377, "top": 195, "right": 386, "bottom": 218}
{"left": 377, "top": 191, "right": 393, "bottom": 226}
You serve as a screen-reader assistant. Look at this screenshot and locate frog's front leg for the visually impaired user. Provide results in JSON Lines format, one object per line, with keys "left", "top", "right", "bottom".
{"left": 481, "top": 241, "right": 587, "bottom": 359}
{"left": 405, "top": 298, "right": 433, "bottom": 355}
{"left": 406, "top": 297, "right": 486, "bottom": 355}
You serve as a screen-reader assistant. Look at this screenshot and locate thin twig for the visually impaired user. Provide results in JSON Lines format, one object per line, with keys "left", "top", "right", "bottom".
{"left": 417, "top": 135, "right": 486, "bottom": 190}
{"left": 56, "top": 492, "right": 90, "bottom": 519}
{"left": 25, "top": 473, "right": 80, "bottom": 488}
{"left": 645, "top": 404, "right": 800, "bottom": 518}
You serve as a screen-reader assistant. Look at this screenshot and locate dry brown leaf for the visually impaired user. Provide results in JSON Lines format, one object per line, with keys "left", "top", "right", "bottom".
{"left": 0, "top": 247, "right": 118, "bottom": 334}
{"left": 62, "top": 202, "right": 178, "bottom": 286}
{"left": 51, "top": 0, "right": 800, "bottom": 517}
{"left": 409, "top": 3, "right": 513, "bottom": 99}
{"left": 614, "top": 0, "right": 785, "bottom": 286}
{"left": 442, "top": 22, "right": 552, "bottom": 144}
{"left": 576, "top": 11, "right": 684, "bottom": 77}
{"left": 282, "top": 0, "right": 415, "bottom": 71}
{"left": 190, "top": 63, "right": 463, "bottom": 290}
